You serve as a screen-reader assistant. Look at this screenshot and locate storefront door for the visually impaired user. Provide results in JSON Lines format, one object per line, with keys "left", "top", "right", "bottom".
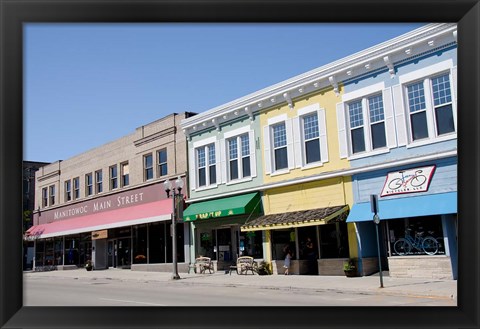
{"left": 107, "top": 238, "right": 131, "bottom": 268}
{"left": 107, "top": 240, "right": 116, "bottom": 268}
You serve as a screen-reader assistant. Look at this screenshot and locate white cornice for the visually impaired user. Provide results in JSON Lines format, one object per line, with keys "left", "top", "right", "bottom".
{"left": 181, "top": 23, "right": 457, "bottom": 134}
{"left": 186, "top": 149, "right": 457, "bottom": 204}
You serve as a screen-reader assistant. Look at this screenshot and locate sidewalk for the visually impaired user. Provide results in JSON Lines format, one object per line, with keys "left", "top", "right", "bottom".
{"left": 24, "top": 268, "right": 457, "bottom": 300}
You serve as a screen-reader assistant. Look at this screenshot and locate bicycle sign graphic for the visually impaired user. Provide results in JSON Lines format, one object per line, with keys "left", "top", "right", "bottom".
{"left": 380, "top": 165, "right": 435, "bottom": 197}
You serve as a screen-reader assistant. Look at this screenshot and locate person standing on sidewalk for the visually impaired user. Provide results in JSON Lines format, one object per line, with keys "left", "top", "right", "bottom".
{"left": 283, "top": 248, "right": 292, "bottom": 275}
{"left": 305, "top": 237, "right": 317, "bottom": 275}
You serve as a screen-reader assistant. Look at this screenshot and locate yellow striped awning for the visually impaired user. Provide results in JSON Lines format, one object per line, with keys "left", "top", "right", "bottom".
{"left": 240, "top": 205, "right": 349, "bottom": 232}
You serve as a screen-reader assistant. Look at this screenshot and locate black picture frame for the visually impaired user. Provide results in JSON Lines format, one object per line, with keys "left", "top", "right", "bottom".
{"left": 1, "top": 0, "right": 478, "bottom": 328}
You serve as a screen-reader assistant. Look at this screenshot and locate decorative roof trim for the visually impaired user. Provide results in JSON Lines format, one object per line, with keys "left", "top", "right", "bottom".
{"left": 181, "top": 23, "right": 457, "bottom": 134}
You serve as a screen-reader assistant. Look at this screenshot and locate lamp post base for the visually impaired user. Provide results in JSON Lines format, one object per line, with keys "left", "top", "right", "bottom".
{"left": 171, "top": 274, "right": 181, "bottom": 280}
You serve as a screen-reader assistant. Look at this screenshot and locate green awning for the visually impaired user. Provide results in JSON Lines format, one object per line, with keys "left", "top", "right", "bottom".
{"left": 183, "top": 192, "right": 261, "bottom": 222}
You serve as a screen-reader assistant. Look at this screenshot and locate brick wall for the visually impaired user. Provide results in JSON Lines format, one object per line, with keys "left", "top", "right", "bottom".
{"left": 388, "top": 256, "right": 453, "bottom": 279}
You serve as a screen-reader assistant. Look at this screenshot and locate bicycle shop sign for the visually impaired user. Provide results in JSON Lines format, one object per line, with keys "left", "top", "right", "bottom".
{"left": 380, "top": 165, "right": 436, "bottom": 197}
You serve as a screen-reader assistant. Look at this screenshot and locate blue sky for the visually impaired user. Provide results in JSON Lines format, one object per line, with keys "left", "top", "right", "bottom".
{"left": 24, "top": 23, "right": 423, "bottom": 163}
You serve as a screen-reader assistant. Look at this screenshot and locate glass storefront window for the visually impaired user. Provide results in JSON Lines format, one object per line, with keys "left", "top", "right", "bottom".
{"left": 196, "top": 228, "right": 216, "bottom": 260}
{"left": 318, "top": 222, "right": 349, "bottom": 259}
{"left": 133, "top": 225, "right": 147, "bottom": 264}
{"left": 65, "top": 237, "right": 79, "bottom": 265}
{"left": 45, "top": 239, "right": 55, "bottom": 265}
{"left": 239, "top": 230, "right": 262, "bottom": 258}
{"left": 388, "top": 215, "right": 445, "bottom": 256}
{"left": 54, "top": 238, "right": 63, "bottom": 265}
{"left": 197, "top": 229, "right": 216, "bottom": 260}
{"left": 35, "top": 240, "right": 45, "bottom": 267}
{"left": 271, "top": 229, "right": 296, "bottom": 261}
{"left": 78, "top": 233, "right": 92, "bottom": 266}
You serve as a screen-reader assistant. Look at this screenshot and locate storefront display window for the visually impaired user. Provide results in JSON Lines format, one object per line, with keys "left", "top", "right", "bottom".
{"left": 35, "top": 240, "right": 45, "bottom": 267}
{"left": 45, "top": 239, "right": 55, "bottom": 265}
{"left": 149, "top": 222, "right": 166, "bottom": 263}
{"left": 65, "top": 237, "right": 79, "bottom": 265}
{"left": 147, "top": 222, "right": 184, "bottom": 264}
{"left": 197, "top": 229, "right": 216, "bottom": 260}
{"left": 133, "top": 225, "right": 147, "bottom": 264}
{"left": 54, "top": 238, "right": 63, "bottom": 265}
{"left": 239, "top": 230, "right": 262, "bottom": 258}
{"left": 297, "top": 226, "right": 318, "bottom": 260}
{"left": 388, "top": 216, "right": 445, "bottom": 256}
{"left": 271, "top": 229, "right": 296, "bottom": 260}
{"left": 318, "top": 222, "right": 349, "bottom": 259}
{"left": 78, "top": 233, "right": 92, "bottom": 266}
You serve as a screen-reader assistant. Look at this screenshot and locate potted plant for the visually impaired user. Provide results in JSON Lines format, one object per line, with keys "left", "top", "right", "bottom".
{"left": 85, "top": 260, "right": 93, "bottom": 271}
{"left": 343, "top": 258, "right": 358, "bottom": 277}
{"left": 256, "top": 261, "right": 272, "bottom": 275}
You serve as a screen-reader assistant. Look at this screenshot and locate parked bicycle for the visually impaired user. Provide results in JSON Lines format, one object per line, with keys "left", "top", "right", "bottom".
{"left": 388, "top": 169, "right": 427, "bottom": 190}
{"left": 393, "top": 228, "right": 439, "bottom": 255}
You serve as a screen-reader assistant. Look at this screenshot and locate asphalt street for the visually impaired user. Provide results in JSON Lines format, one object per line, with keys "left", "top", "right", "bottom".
{"left": 24, "top": 269, "right": 456, "bottom": 307}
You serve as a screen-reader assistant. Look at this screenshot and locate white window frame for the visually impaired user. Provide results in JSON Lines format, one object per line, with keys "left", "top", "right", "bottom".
{"left": 95, "top": 169, "right": 103, "bottom": 194}
{"left": 49, "top": 185, "right": 55, "bottom": 206}
{"left": 337, "top": 82, "right": 396, "bottom": 160}
{"left": 42, "top": 187, "right": 48, "bottom": 207}
{"left": 73, "top": 177, "right": 80, "bottom": 200}
{"left": 144, "top": 154, "right": 154, "bottom": 181}
{"left": 193, "top": 136, "right": 218, "bottom": 190}
{"left": 86, "top": 173, "right": 93, "bottom": 196}
{"left": 398, "top": 60, "right": 457, "bottom": 148}
{"left": 223, "top": 126, "right": 257, "bottom": 185}
{"left": 347, "top": 93, "right": 388, "bottom": 154}
{"left": 264, "top": 114, "right": 294, "bottom": 176}
{"left": 65, "top": 180, "right": 72, "bottom": 202}
{"left": 293, "top": 104, "right": 329, "bottom": 169}
{"left": 157, "top": 149, "right": 168, "bottom": 177}
{"left": 121, "top": 162, "right": 129, "bottom": 187}
{"left": 110, "top": 165, "right": 118, "bottom": 190}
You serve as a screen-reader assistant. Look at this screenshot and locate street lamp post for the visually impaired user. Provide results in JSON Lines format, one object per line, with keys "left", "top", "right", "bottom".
{"left": 164, "top": 176, "right": 184, "bottom": 280}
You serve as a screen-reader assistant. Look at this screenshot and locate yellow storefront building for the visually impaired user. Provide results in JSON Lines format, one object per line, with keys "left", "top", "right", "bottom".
{"left": 240, "top": 86, "right": 358, "bottom": 275}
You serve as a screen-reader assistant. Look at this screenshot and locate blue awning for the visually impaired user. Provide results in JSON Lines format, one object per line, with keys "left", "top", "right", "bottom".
{"left": 346, "top": 192, "right": 457, "bottom": 223}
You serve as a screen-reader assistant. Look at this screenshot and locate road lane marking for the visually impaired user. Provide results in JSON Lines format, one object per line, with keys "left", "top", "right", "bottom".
{"left": 98, "top": 298, "right": 167, "bottom": 306}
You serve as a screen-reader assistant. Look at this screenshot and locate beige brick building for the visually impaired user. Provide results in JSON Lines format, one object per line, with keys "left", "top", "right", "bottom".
{"left": 27, "top": 112, "right": 195, "bottom": 272}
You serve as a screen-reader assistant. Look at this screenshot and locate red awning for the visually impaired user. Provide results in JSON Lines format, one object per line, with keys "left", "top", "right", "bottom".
{"left": 25, "top": 199, "right": 172, "bottom": 239}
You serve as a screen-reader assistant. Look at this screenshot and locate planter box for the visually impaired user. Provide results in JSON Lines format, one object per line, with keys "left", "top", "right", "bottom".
{"left": 318, "top": 258, "right": 348, "bottom": 276}
{"left": 344, "top": 270, "right": 358, "bottom": 277}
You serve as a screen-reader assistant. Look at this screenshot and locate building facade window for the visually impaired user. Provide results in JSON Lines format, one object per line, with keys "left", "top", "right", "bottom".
{"left": 302, "top": 113, "right": 321, "bottom": 164}
{"left": 65, "top": 180, "right": 72, "bottom": 202}
{"left": 240, "top": 134, "right": 251, "bottom": 178}
{"left": 272, "top": 122, "right": 288, "bottom": 171}
{"left": 227, "top": 133, "right": 250, "bottom": 181}
{"left": 196, "top": 143, "right": 216, "bottom": 187}
{"left": 42, "top": 187, "right": 48, "bottom": 207}
{"left": 49, "top": 185, "right": 55, "bottom": 206}
{"left": 121, "top": 162, "right": 129, "bottom": 187}
{"left": 144, "top": 154, "right": 153, "bottom": 181}
{"left": 73, "top": 177, "right": 80, "bottom": 199}
{"left": 347, "top": 93, "right": 386, "bottom": 154}
{"left": 110, "top": 165, "right": 118, "bottom": 190}
{"left": 86, "top": 173, "right": 93, "bottom": 196}
{"left": 95, "top": 170, "right": 103, "bottom": 193}
{"left": 264, "top": 114, "right": 294, "bottom": 174}
{"left": 406, "top": 73, "right": 455, "bottom": 142}
{"left": 291, "top": 104, "right": 329, "bottom": 168}
{"left": 158, "top": 149, "right": 167, "bottom": 177}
